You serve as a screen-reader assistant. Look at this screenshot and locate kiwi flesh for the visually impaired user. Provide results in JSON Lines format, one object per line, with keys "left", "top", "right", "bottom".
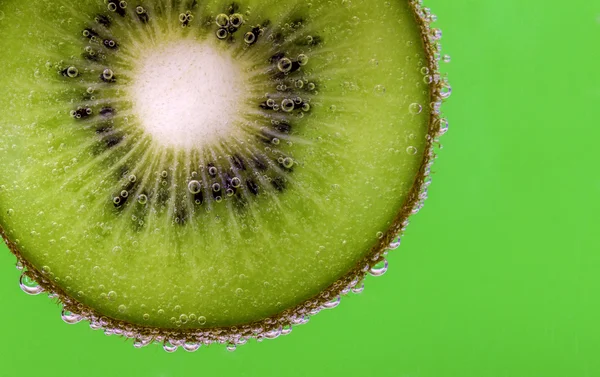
{"left": 0, "top": 0, "right": 450, "bottom": 349}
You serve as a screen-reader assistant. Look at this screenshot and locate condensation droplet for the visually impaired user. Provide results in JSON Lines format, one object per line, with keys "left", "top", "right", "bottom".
{"left": 409, "top": 103, "right": 423, "bottom": 115}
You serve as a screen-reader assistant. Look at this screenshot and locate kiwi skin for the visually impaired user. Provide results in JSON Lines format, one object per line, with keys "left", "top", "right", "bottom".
{"left": 1, "top": 0, "right": 450, "bottom": 350}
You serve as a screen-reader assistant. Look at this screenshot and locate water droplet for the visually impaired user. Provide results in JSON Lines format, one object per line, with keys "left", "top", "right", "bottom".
{"left": 374, "top": 85, "right": 386, "bottom": 96}
{"left": 323, "top": 296, "right": 341, "bottom": 309}
{"left": 180, "top": 314, "right": 188, "bottom": 323}
{"left": 118, "top": 304, "right": 127, "bottom": 313}
{"left": 143, "top": 313, "right": 150, "bottom": 320}
{"left": 297, "top": 54, "right": 309, "bottom": 66}
{"left": 215, "top": 13, "right": 229, "bottom": 27}
{"left": 369, "top": 259, "right": 388, "bottom": 276}
{"left": 163, "top": 341, "right": 178, "bottom": 353}
{"left": 406, "top": 146, "right": 418, "bottom": 155}
{"left": 19, "top": 273, "right": 43, "bottom": 295}
{"left": 137, "top": 194, "right": 148, "bottom": 205}
{"left": 409, "top": 103, "right": 423, "bottom": 115}
{"left": 443, "top": 54, "right": 451, "bottom": 63}
{"left": 376, "top": 231, "right": 384, "bottom": 239}
{"left": 198, "top": 316, "right": 207, "bottom": 325}
{"left": 112, "top": 246, "right": 122, "bottom": 253}
{"left": 107, "top": 291, "right": 117, "bottom": 301}
{"left": 281, "top": 98, "right": 295, "bottom": 112}
{"left": 277, "top": 58, "right": 293, "bottom": 73}
{"left": 61, "top": 309, "right": 83, "bottom": 324}
{"left": 102, "top": 69, "right": 114, "bottom": 81}
{"left": 282, "top": 157, "right": 294, "bottom": 169}
{"left": 235, "top": 288, "right": 244, "bottom": 296}
{"left": 188, "top": 180, "right": 202, "bottom": 194}
{"left": 183, "top": 342, "right": 200, "bottom": 352}
{"left": 438, "top": 118, "right": 449, "bottom": 135}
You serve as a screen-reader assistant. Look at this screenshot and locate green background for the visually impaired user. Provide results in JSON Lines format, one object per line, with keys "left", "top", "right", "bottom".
{"left": 1, "top": 0, "right": 599, "bottom": 376}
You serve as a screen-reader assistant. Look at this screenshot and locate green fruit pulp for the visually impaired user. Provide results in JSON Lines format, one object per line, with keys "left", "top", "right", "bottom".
{"left": 0, "top": 0, "right": 431, "bottom": 328}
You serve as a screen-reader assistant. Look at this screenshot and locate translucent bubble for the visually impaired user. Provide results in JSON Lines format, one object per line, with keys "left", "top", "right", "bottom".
{"left": 376, "top": 231, "right": 384, "bottom": 239}
{"left": 102, "top": 69, "right": 114, "bottom": 80}
{"left": 406, "top": 146, "right": 418, "bottom": 155}
{"left": 178, "top": 13, "right": 187, "bottom": 22}
{"left": 281, "top": 99, "right": 295, "bottom": 112}
{"left": 438, "top": 118, "right": 449, "bottom": 135}
{"left": 119, "top": 1, "right": 127, "bottom": 8}
{"left": 235, "top": 288, "right": 243, "bottom": 296}
{"left": 208, "top": 166, "right": 218, "bottom": 175}
{"left": 297, "top": 54, "right": 309, "bottom": 66}
{"left": 183, "top": 342, "right": 200, "bottom": 352}
{"left": 230, "top": 13, "right": 244, "bottom": 28}
{"left": 137, "top": 194, "right": 148, "bottom": 205}
{"left": 112, "top": 246, "right": 122, "bottom": 253}
{"left": 374, "top": 85, "right": 386, "bottom": 96}
{"left": 329, "top": 105, "right": 337, "bottom": 112}
{"left": 215, "top": 13, "right": 229, "bottom": 27}
{"left": 302, "top": 103, "right": 311, "bottom": 112}
{"left": 108, "top": 2, "right": 117, "bottom": 11}
{"left": 20, "top": 273, "right": 43, "bottom": 295}
{"left": 272, "top": 138, "right": 280, "bottom": 145}
{"left": 409, "top": 103, "right": 423, "bottom": 114}
{"left": 188, "top": 180, "right": 202, "bottom": 194}
{"left": 120, "top": 190, "right": 128, "bottom": 198}
{"left": 112, "top": 196, "right": 121, "bottom": 205}
{"left": 198, "top": 316, "right": 207, "bottom": 325}
{"left": 282, "top": 157, "right": 294, "bottom": 169}
{"left": 66, "top": 66, "right": 78, "bottom": 78}
{"left": 180, "top": 314, "right": 189, "bottom": 323}
{"left": 443, "top": 54, "right": 451, "bottom": 63}
{"left": 128, "top": 174, "right": 137, "bottom": 183}
{"left": 244, "top": 32, "right": 256, "bottom": 44}
{"left": 161, "top": 170, "right": 168, "bottom": 178}
{"left": 216, "top": 28, "right": 228, "bottom": 39}
{"left": 61, "top": 309, "right": 83, "bottom": 324}
{"left": 277, "top": 58, "right": 293, "bottom": 73}
{"left": 295, "top": 80, "right": 304, "bottom": 89}
{"left": 369, "top": 259, "right": 388, "bottom": 276}
{"left": 136, "top": 6, "right": 145, "bottom": 14}
{"left": 212, "top": 183, "right": 221, "bottom": 192}
{"left": 231, "top": 177, "right": 241, "bottom": 188}
{"left": 307, "top": 82, "right": 316, "bottom": 91}
{"left": 107, "top": 291, "right": 117, "bottom": 301}
{"left": 118, "top": 305, "right": 127, "bottom": 313}
{"left": 143, "top": 313, "right": 150, "bottom": 320}
{"left": 7, "top": 209, "right": 14, "bottom": 216}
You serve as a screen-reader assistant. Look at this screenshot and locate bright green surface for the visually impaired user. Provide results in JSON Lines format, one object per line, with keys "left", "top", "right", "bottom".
{"left": 0, "top": 0, "right": 429, "bottom": 327}
{"left": 1, "top": 0, "right": 600, "bottom": 376}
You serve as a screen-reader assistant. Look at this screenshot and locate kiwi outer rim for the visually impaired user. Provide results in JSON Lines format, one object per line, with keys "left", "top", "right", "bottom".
{"left": 0, "top": 0, "right": 448, "bottom": 348}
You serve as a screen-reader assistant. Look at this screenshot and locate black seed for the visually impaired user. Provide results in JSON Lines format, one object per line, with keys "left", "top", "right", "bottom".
{"left": 228, "top": 2, "right": 240, "bottom": 14}
{"left": 227, "top": 25, "right": 239, "bottom": 34}
{"left": 137, "top": 12, "right": 149, "bottom": 24}
{"left": 212, "top": 188, "right": 222, "bottom": 200}
{"left": 272, "top": 33, "right": 284, "bottom": 45}
{"left": 95, "top": 14, "right": 112, "bottom": 27}
{"left": 73, "top": 108, "right": 92, "bottom": 119}
{"left": 275, "top": 121, "right": 291, "bottom": 134}
{"left": 246, "top": 179, "right": 259, "bottom": 195}
{"left": 100, "top": 73, "right": 116, "bottom": 83}
{"left": 271, "top": 176, "right": 286, "bottom": 192}
{"left": 104, "top": 133, "right": 123, "bottom": 148}
{"left": 96, "top": 121, "right": 114, "bottom": 134}
{"left": 270, "top": 52, "right": 285, "bottom": 64}
{"left": 290, "top": 60, "right": 301, "bottom": 73}
{"left": 83, "top": 51, "right": 101, "bottom": 62}
{"left": 231, "top": 154, "right": 246, "bottom": 170}
{"left": 99, "top": 107, "right": 115, "bottom": 117}
{"left": 174, "top": 208, "right": 187, "bottom": 225}
{"left": 156, "top": 188, "right": 169, "bottom": 208}
{"left": 257, "top": 129, "right": 273, "bottom": 144}
{"left": 308, "top": 35, "right": 322, "bottom": 46}
{"left": 252, "top": 156, "right": 268, "bottom": 171}
{"left": 193, "top": 191, "right": 204, "bottom": 205}
{"left": 259, "top": 101, "right": 271, "bottom": 110}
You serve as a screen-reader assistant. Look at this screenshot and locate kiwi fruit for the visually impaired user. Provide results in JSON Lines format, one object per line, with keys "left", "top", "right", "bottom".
{"left": 0, "top": 0, "right": 450, "bottom": 350}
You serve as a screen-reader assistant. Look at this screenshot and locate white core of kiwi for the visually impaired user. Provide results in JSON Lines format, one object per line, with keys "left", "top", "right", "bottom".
{"left": 130, "top": 41, "right": 246, "bottom": 149}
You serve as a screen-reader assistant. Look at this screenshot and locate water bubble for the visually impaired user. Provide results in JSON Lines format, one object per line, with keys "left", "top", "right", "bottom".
{"left": 307, "top": 82, "right": 316, "bottom": 91}
{"left": 66, "top": 66, "right": 78, "bottom": 78}
{"left": 215, "top": 13, "right": 229, "bottom": 27}
{"left": 281, "top": 98, "right": 295, "bottom": 112}
{"left": 323, "top": 296, "right": 341, "bottom": 309}
{"left": 376, "top": 231, "right": 384, "bottom": 239}
{"left": 231, "top": 177, "right": 241, "bottom": 188}
{"left": 374, "top": 85, "right": 386, "bottom": 96}
{"left": 180, "top": 314, "right": 189, "bottom": 323}
{"left": 118, "top": 304, "right": 127, "bottom": 313}
{"left": 438, "top": 118, "right": 449, "bottom": 135}
{"left": 226, "top": 344, "right": 237, "bottom": 352}
{"left": 244, "top": 32, "right": 256, "bottom": 44}
{"left": 120, "top": 190, "right": 128, "bottom": 198}
{"left": 163, "top": 341, "right": 178, "bottom": 353}
{"left": 61, "top": 309, "right": 83, "bottom": 324}
{"left": 112, "top": 246, "right": 122, "bottom": 253}
{"left": 128, "top": 174, "right": 137, "bottom": 183}
{"left": 443, "top": 54, "right": 451, "bottom": 63}
{"left": 389, "top": 237, "right": 402, "bottom": 249}
{"left": 107, "top": 291, "right": 117, "bottom": 301}
{"left": 329, "top": 104, "right": 337, "bottom": 112}
{"left": 297, "top": 54, "right": 309, "bottom": 66}
{"left": 272, "top": 138, "right": 280, "bottom": 145}
{"left": 295, "top": 80, "right": 304, "bottom": 89}
{"left": 136, "top": 6, "right": 145, "bottom": 14}
{"left": 235, "top": 288, "right": 244, "bottom": 296}
{"left": 369, "top": 259, "right": 388, "bottom": 276}
{"left": 212, "top": 183, "right": 221, "bottom": 192}
{"left": 409, "top": 103, "right": 423, "bottom": 114}
{"left": 277, "top": 58, "right": 293, "bottom": 73}
{"left": 188, "top": 180, "right": 202, "bottom": 194}
{"left": 137, "top": 194, "right": 148, "bottom": 205}
{"left": 20, "top": 274, "right": 43, "bottom": 295}
{"left": 216, "top": 28, "right": 228, "bottom": 39}
{"left": 183, "top": 342, "right": 200, "bottom": 352}
{"left": 406, "top": 146, "right": 418, "bottom": 155}
{"left": 198, "top": 316, "right": 207, "bottom": 325}
{"left": 282, "top": 157, "right": 294, "bottom": 169}
{"left": 119, "top": 1, "right": 127, "bottom": 8}
{"left": 42, "top": 266, "right": 51, "bottom": 274}
{"left": 230, "top": 13, "right": 244, "bottom": 28}
{"left": 266, "top": 98, "right": 276, "bottom": 107}
{"left": 7, "top": 209, "right": 14, "bottom": 216}
{"left": 102, "top": 69, "right": 114, "bottom": 81}
{"left": 208, "top": 166, "right": 218, "bottom": 176}
{"left": 143, "top": 313, "right": 150, "bottom": 321}
{"left": 351, "top": 279, "right": 365, "bottom": 294}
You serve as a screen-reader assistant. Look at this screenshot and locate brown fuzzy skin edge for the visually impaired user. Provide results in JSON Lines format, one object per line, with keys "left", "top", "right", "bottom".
{"left": 0, "top": 0, "right": 448, "bottom": 348}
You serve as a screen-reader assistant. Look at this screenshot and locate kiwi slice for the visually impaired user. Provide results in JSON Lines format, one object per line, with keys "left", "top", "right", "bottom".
{"left": 0, "top": 0, "right": 450, "bottom": 349}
